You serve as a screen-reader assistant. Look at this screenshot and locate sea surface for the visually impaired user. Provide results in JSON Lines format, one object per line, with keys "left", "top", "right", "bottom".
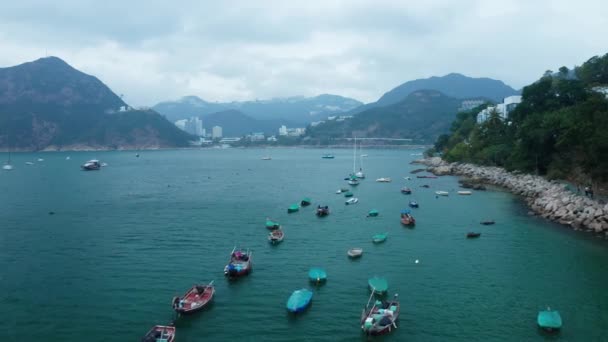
{"left": 1, "top": 148, "right": 608, "bottom": 342}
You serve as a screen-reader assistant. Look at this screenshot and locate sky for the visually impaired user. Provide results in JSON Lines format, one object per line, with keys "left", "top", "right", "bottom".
{"left": 0, "top": 0, "right": 607, "bottom": 106}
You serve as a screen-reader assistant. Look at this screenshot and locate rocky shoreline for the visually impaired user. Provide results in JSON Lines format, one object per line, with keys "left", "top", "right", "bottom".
{"left": 416, "top": 157, "right": 608, "bottom": 237}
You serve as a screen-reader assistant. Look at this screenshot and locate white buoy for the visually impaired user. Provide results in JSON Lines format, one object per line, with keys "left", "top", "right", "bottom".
{"left": 415, "top": 259, "right": 419, "bottom": 264}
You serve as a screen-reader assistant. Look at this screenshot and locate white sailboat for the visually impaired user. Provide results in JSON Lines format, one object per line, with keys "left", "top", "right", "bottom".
{"left": 3, "top": 150, "right": 13, "bottom": 170}
{"left": 348, "top": 136, "right": 359, "bottom": 186}
{"left": 355, "top": 140, "right": 365, "bottom": 179}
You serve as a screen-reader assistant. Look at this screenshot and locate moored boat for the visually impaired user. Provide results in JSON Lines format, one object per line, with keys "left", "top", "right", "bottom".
{"left": 375, "top": 177, "right": 391, "bottom": 182}
{"left": 81, "top": 159, "right": 101, "bottom": 171}
{"left": 400, "top": 209, "right": 416, "bottom": 226}
{"left": 261, "top": 156, "right": 272, "bottom": 160}
{"left": 322, "top": 154, "right": 335, "bottom": 159}
{"left": 344, "top": 191, "right": 354, "bottom": 198}
{"left": 286, "top": 289, "right": 313, "bottom": 313}
{"left": 367, "top": 209, "right": 379, "bottom": 217}
{"left": 537, "top": 307, "right": 562, "bottom": 331}
{"left": 409, "top": 201, "right": 419, "bottom": 208}
{"left": 308, "top": 267, "right": 327, "bottom": 283}
{"left": 316, "top": 205, "right": 330, "bottom": 217}
{"left": 480, "top": 220, "right": 495, "bottom": 225}
{"left": 368, "top": 276, "right": 388, "bottom": 294}
{"left": 458, "top": 190, "right": 472, "bottom": 195}
{"left": 361, "top": 293, "right": 400, "bottom": 336}
{"left": 301, "top": 197, "right": 312, "bottom": 206}
{"left": 347, "top": 247, "right": 363, "bottom": 258}
{"left": 435, "top": 191, "right": 449, "bottom": 196}
{"left": 348, "top": 177, "right": 360, "bottom": 186}
{"left": 224, "top": 247, "right": 252, "bottom": 278}
{"left": 417, "top": 175, "right": 437, "bottom": 179}
{"left": 420, "top": 184, "right": 430, "bottom": 188}
{"left": 372, "top": 233, "right": 388, "bottom": 243}
{"left": 466, "top": 232, "right": 481, "bottom": 238}
{"left": 268, "top": 229, "right": 284, "bottom": 244}
{"left": 265, "top": 218, "right": 281, "bottom": 230}
{"left": 400, "top": 187, "right": 412, "bottom": 194}
{"left": 345, "top": 197, "right": 359, "bottom": 205}
{"left": 287, "top": 204, "right": 300, "bottom": 213}
{"left": 141, "top": 325, "right": 175, "bottom": 342}
{"left": 172, "top": 281, "right": 215, "bottom": 315}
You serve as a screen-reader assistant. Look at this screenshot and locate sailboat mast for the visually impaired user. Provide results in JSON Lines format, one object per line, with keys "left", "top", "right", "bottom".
{"left": 353, "top": 136, "right": 356, "bottom": 173}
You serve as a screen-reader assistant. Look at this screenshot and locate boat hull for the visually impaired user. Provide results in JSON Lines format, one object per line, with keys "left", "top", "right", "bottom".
{"left": 173, "top": 284, "right": 215, "bottom": 315}
{"left": 286, "top": 289, "right": 313, "bottom": 313}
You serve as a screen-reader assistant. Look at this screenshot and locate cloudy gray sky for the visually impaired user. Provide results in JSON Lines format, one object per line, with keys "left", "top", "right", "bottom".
{"left": 1, "top": 0, "right": 606, "bottom": 106}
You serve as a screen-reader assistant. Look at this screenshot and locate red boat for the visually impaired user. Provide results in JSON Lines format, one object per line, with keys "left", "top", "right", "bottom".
{"left": 224, "top": 247, "right": 252, "bottom": 277}
{"left": 400, "top": 210, "right": 416, "bottom": 226}
{"left": 141, "top": 325, "right": 175, "bottom": 342}
{"left": 172, "top": 281, "right": 215, "bottom": 314}
{"left": 316, "top": 205, "right": 330, "bottom": 217}
{"left": 400, "top": 187, "right": 412, "bottom": 194}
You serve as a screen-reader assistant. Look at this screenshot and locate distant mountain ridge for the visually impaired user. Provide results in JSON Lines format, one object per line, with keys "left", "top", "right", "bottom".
{"left": 153, "top": 94, "right": 363, "bottom": 125}
{"left": 350, "top": 73, "right": 519, "bottom": 114}
{"left": 0, "top": 57, "right": 191, "bottom": 150}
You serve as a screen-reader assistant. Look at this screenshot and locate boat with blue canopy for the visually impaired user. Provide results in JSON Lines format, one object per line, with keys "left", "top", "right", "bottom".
{"left": 367, "top": 209, "right": 379, "bottom": 217}
{"left": 537, "top": 307, "right": 562, "bottom": 331}
{"left": 368, "top": 276, "right": 388, "bottom": 295}
{"left": 286, "top": 289, "right": 313, "bottom": 313}
{"left": 308, "top": 268, "right": 327, "bottom": 284}
{"left": 265, "top": 218, "right": 280, "bottom": 230}
{"left": 372, "top": 233, "right": 388, "bottom": 243}
{"left": 287, "top": 204, "right": 299, "bottom": 213}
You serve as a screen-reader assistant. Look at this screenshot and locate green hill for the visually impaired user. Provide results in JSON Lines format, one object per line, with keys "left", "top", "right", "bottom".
{"left": 0, "top": 57, "right": 192, "bottom": 150}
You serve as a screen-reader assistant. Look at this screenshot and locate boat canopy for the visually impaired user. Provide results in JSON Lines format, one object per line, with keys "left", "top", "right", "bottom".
{"left": 368, "top": 276, "right": 388, "bottom": 293}
{"left": 400, "top": 209, "right": 411, "bottom": 214}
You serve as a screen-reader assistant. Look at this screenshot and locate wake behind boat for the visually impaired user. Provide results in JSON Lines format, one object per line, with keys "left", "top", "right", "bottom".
{"left": 172, "top": 281, "right": 215, "bottom": 315}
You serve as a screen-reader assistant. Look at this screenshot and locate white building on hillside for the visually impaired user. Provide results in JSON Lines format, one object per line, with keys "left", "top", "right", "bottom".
{"left": 477, "top": 95, "right": 522, "bottom": 123}
{"left": 212, "top": 126, "right": 223, "bottom": 139}
{"left": 279, "top": 125, "right": 288, "bottom": 136}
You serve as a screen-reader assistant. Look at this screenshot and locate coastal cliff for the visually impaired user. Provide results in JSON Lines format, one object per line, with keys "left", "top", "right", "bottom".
{"left": 416, "top": 157, "right": 608, "bottom": 236}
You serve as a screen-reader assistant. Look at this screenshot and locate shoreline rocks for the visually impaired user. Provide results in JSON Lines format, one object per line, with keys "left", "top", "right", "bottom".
{"left": 415, "top": 157, "right": 608, "bottom": 236}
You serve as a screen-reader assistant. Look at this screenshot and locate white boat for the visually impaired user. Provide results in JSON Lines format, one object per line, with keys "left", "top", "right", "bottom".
{"left": 37, "top": 158, "right": 44, "bottom": 162}
{"left": 348, "top": 248, "right": 363, "bottom": 258}
{"left": 348, "top": 178, "right": 360, "bottom": 186}
{"left": 336, "top": 190, "right": 342, "bottom": 194}
{"left": 261, "top": 156, "right": 272, "bottom": 160}
{"left": 457, "top": 191, "right": 472, "bottom": 195}
{"left": 355, "top": 141, "right": 366, "bottom": 178}
{"left": 345, "top": 197, "right": 359, "bottom": 205}
{"left": 376, "top": 178, "right": 392, "bottom": 183}
{"left": 25, "top": 161, "right": 34, "bottom": 165}
{"left": 435, "top": 191, "right": 449, "bottom": 196}
{"left": 81, "top": 159, "right": 101, "bottom": 171}
{"left": 3, "top": 150, "right": 13, "bottom": 170}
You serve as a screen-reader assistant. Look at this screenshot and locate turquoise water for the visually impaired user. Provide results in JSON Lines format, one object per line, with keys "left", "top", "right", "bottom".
{"left": 1, "top": 148, "right": 608, "bottom": 341}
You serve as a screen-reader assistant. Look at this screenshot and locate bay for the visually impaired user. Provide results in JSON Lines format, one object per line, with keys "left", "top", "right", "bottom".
{"left": 1, "top": 148, "right": 607, "bottom": 341}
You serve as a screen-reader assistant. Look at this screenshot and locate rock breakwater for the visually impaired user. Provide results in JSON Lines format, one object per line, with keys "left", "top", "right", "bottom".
{"left": 415, "top": 157, "right": 608, "bottom": 236}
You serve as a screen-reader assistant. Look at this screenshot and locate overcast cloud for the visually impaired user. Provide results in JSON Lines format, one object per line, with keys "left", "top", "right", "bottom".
{"left": 1, "top": 0, "right": 607, "bottom": 106}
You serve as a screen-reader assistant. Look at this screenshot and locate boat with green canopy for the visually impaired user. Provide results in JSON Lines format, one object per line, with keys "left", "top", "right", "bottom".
{"left": 537, "top": 307, "right": 562, "bottom": 331}
{"left": 368, "top": 276, "right": 388, "bottom": 295}
{"left": 287, "top": 204, "right": 299, "bottom": 213}
{"left": 308, "top": 268, "right": 327, "bottom": 284}
{"left": 286, "top": 289, "right": 313, "bottom": 313}
{"left": 367, "top": 209, "right": 379, "bottom": 217}
{"left": 301, "top": 198, "right": 312, "bottom": 207}
{"left": 265, "top": 218, "right": 281, "bottom": 230}
{"left": 344, "top": 191, "right": 354, "bottom": 198}
{"left": 372, "top": 233, "right": 387, "bottom": 243}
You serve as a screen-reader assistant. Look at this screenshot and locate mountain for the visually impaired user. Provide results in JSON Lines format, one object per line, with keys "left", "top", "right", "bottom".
{"left": 153, "top": 94, "right": 363, "bottom": 125}
{"left": 350, "top": 73, "right": 519, "bottom": 114}
{"left": 0, "top": 57, "right": 192, "bottom": 150}
{"left": 307, "top": 90, "right": 461, "bottom": 143}
{"left": 201, "top": 110, "right": 289, "bottom": 137}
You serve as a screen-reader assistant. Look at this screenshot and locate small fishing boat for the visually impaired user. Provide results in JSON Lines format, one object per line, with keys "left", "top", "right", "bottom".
{"left": 141, "top": 325, "right": 175, "bottom": 342}
{"left": 368, "top": 276, "right": 388, "bottom": 294}
{"left": 301, "top": 198, "right": 312, "bottom": 207}
{"left": 261, "top": 156, "right": 272, "bottom": 160}
{"left": 458, "top": 190, "right": 472, "bottom": 195}
{"left": 400, "top": 209, "right": 415, "bottom": 226}
{"left": 224, "top": 247, "right": 252, "bottom": 278}
{"left": 435, "top": 191, "right": 449, "bottom": 196}
{"left": 316, "top": 205, "right": 330, "bottom": 217}
{"left": 367, "top": 209, "right": 379, "bottom": 217}
{"left": 466, "top": 232, "right": 481, "bottom": 238}
{"left": 345, "top": 197, "right": 359, "bottom": 205}
{"left": 375, "top": 177, "right": 392, "bottom": 182}
{"left": 420, "top": 184, "right": 430, "bottom": 188}
{"left": 340, "top": 187, "right": 349, "bottom": 192}
{"left": 348, "top": 178, "right": 360, "bottom": 186}
{"left": 416, "top": 175, "right": 438, "bottom": 179}
{"left": 400, "top": 187, "right": 412, "bottom": 194}
{"left": 268, "top": 229, "right": 284, "bottom": 244}
{"left": 361, "top": 293, "right": 400, "bottom": 336}
{"left": 172, "top": 281, "right": 215, "bottom": 315}
{"left": 480, "top": 220, "right": 495, "bottom": 225}
{"left": 286, "top": 289, "right": 313, "bottom": 313}
{"left": 372, "top": 233, "right": 388, "bottom": 243}
{"left": 308, "top": 268, "right": 327, "bottom": 284}
{"left": 287, "top": 204, "right": 299, "bottom": 213}
{"left": 348, "top": 247, "right": 363, "bottom": 258}
{"left": 25, "top": 161, "right": 34, "bottom": 165}
{"left": 81, "top": 159, "right": 101, "bottom": 171}
{"left": 322, "top": 154, "right": 335, "bottom": 159}
{"left": 344, "top": 191, "right": 354, "bottom": 198}
{"left": 265, "top": 218, "right": 281, "bottom": 230}
{"left": 408, "top": 201, "right": 419, "bottom": 208}
{"left": 537, "top": 307, "right": 562, "bottom": 331}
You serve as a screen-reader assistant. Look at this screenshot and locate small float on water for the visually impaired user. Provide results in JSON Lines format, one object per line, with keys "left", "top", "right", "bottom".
{"left": 172, "top": 281, "right": 215, "bottom": 315}
{"left": 224, "top": 247, "right": 252, "bottom": 278}
{"left": 308, "top": 268, "right": 327, "bottom": 284}
{"left": 286, "top": 289, "right": 313, "bottom": 313}
{"left": 141, "top": 325, "right": 175, "bottom": 342}
{"left": 466, "top": 232, "right": 481, "bottom": 238}
{"left": 537, "top": 307, "right": 562, "bottom": 332}
{"left": 348, "top": 248, "right": 363, "bottom": 258}
{"left": 301, "top": 198, "right": 312, "bottom": 207}
{"left": 316, "top": 205, "right": 330, "bottom": 217}
{"left": 345, "top": 198, "right": 359, "bottom": 205}
{"left": 372, "top": 233, "right": 388, "bottom": 243}
{"left": 361, "top": 293, "right": 400, "bottom": 336}
{"left": 268, "top": 229, "right": 284, "bottom": 244}
{"left": 287, "top": 204, "right": 300, "bottom": 213}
